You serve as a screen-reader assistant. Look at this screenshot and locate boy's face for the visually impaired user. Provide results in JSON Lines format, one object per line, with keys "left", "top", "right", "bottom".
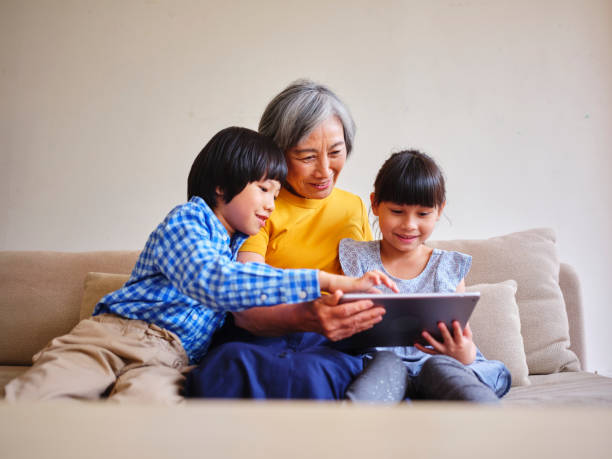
{"left": 215, "top": 179, "right": 281, "bottom": 236}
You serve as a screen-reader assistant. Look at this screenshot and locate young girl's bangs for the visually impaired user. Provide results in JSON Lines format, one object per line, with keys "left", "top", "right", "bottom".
{"left": 384, "top": 174, "right": 442, "bottom": 208}
{"left": 373, "top": 150, "right": 446, "bottom": 208}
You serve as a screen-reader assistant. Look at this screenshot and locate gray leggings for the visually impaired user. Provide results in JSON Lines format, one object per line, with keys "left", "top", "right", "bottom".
{"left": 345, "top": 351, "right": 500, "bottom": 403}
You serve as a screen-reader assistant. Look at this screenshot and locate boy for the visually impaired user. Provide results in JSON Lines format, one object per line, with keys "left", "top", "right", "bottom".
{"left": 5, "top": 127, "right": 394, "bottom": 403}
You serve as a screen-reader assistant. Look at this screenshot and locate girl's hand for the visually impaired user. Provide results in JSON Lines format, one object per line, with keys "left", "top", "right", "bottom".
{"left": 414, "top": 321, "right": 476, "bottom": 365}
{"left": 321, "top": 270, "right": 399, "bottom": 295}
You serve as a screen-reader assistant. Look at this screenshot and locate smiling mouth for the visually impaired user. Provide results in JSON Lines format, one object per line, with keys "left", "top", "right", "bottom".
{"left": 395, "top": 234, "right": 418, "bottom": 242}
{"left": 256, "top": 215, "right": 268, "bottom": 225}
{"left": 310, "top": 181, "right": 331, "bottom": 190}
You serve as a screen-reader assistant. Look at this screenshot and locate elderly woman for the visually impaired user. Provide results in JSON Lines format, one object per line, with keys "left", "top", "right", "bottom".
{"left": 185, "top": 80, "right": 382, "bottom": 399}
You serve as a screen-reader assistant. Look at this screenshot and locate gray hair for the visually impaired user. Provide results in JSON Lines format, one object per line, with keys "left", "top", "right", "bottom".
{"left": 258, "top": 79, "right": 356, "bottom": 155}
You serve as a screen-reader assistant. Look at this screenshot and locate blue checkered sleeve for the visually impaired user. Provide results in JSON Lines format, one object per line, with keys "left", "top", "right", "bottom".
{"left": 153, "top": 203, "right": 320, "bottom": 311}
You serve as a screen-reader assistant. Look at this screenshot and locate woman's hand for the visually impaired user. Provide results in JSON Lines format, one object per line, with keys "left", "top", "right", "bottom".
{"left": 233, "top": 294, "right": 386, "bottom": 340}
{"left": 414, "top": 321, "right": 477, "bottom": 365}
{"left": 302, "top": 290, "right": 386, "bottom": 341}
{"left": 234, "top": 253, "right": 390, "bottom": 340}
{"left": 319, "top": 270, "right": 399, "bottom": 294}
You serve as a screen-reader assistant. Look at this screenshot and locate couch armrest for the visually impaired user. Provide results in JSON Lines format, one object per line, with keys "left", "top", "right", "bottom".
{"left": 559, "top": 262, "right": 585, "bottom": 370}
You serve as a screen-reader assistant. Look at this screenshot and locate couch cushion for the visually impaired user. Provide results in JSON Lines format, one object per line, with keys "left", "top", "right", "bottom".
{"left": 504, "top": 372, "right": 612, "bottom": 405}
{"left": 0, "top": 366, "right": 29, "bottom": 398}
{"left": 429, "top": 228, "right": 580, "bottom": 375}
{"left": 467, "top": 280, "right": 529, "bottom": 386}
{"left": 79, "top": 272, "right": 131, "bottom": 320}
{"left": 0, "top": 251, "right": 139, "bottom": 365}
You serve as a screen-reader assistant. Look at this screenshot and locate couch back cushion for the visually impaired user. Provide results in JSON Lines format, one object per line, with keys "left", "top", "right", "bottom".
{"left": 0, "top": 251, "right": 139, "bottom": 365}
{"left": 429, "top": 228, "right": 580, "bottom": 375}
{"left": 466, "top": 280, "right": 530, "bottom": 386}
{"left": 79, "top": 272, "right": 131, "bottom": 320}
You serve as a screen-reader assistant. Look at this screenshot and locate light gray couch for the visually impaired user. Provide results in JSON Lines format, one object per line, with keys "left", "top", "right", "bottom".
{"left": 1, "top": 228, "right": 612, "bottom": 459}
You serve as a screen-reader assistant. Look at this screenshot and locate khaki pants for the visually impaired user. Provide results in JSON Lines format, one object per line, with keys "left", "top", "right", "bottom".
{"left": 4, "top": 314, "right": 191, "bottom": 403}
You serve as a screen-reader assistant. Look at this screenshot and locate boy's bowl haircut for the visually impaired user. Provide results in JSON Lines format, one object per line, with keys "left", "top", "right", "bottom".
{"left": 187, "top": 127, "right": 286, "bottom": 209}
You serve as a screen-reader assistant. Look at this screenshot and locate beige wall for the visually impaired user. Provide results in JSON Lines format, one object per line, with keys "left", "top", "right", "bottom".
{"left": 2, "top": 0, "right": 611, "bottom": 373}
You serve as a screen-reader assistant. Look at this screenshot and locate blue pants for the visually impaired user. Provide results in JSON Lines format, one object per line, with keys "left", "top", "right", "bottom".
{"left": 185, "top": 324, "right": 364, "bottom": 400}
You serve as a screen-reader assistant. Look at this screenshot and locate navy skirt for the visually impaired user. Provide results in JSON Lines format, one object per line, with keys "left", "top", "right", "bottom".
{"left": 185, "top": 318, "right": 364, "bottom": 400}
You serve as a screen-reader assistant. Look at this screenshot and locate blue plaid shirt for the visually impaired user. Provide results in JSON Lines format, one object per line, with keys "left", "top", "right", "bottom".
{"left": 94, "top": 196, "right": 320, "bottom": 363}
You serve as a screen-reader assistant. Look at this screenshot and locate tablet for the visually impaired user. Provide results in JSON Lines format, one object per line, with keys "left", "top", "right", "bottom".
{"left": 331, "top": 292, "right": 480, "bottom": 351}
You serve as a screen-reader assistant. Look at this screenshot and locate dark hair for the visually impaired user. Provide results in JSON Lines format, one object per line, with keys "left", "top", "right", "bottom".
{"left": 372, "top": 150, "right": 446, "bottom": 208}
{"left": 187, "top": 127, "right": 286, "bottom": 208}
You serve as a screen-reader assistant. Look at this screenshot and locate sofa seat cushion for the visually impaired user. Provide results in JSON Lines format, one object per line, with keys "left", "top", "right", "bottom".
{"left": 503, "top": 372, "right": 612, "bottom": 405}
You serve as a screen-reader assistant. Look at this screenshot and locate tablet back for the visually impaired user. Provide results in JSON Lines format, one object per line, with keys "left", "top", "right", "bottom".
{"left": 332, "top": 292, "right": 480, "bottom": 351}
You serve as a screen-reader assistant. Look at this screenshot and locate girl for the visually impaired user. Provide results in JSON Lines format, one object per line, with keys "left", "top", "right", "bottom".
{"left": 339, "top": 150, "right": 511, "bottom": 402}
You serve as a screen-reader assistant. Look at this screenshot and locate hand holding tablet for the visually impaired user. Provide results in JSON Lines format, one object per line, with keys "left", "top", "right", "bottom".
{"left": 415, "top": 319, "right": 478, "bottom": 365}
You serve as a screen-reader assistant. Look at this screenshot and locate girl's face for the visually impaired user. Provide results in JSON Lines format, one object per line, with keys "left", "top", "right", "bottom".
{"left": 371, "top": 195, "right": 445, "bottom": 256}
{"left": 284, "top": 116, "right": 347, "bottom": 200}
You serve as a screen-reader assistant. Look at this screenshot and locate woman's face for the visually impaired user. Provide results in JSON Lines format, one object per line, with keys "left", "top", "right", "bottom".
{"left": 284, "top": 116, "right": 347, "bottom": 199}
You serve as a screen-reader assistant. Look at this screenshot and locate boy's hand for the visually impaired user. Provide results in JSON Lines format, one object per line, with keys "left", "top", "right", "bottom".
{"left": 352, "top": 270, "right": 399, "bottom": 294}
{"left": 320, "top": 270, "right": 399, "bottom": 294}
{"left": 414, "top": 321, "right": 477, "bottom": 365}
